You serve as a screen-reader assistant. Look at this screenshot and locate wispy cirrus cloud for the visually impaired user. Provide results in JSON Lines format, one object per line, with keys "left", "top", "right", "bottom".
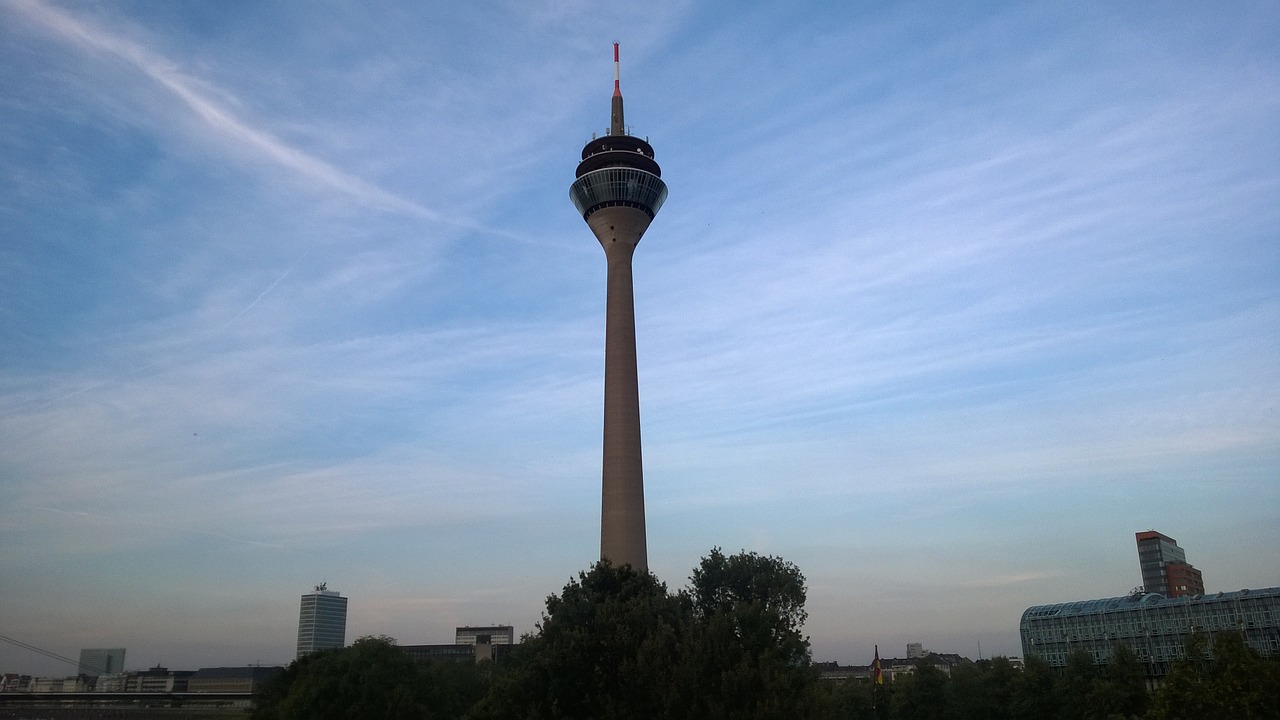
{"left": 8, "top": 0, "right": 490, "bottom": 229}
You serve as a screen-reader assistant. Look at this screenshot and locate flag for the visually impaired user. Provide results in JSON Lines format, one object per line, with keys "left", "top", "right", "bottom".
{"left": 873, "top": 644, "right": 883, "bottom": 685}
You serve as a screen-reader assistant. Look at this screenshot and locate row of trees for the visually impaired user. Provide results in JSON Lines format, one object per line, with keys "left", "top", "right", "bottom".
{"left": 817, "top": 633, "right": 1280, "bottom": 720}
{"left": 253, "top": 550, "right": 1280, "bottom": 719}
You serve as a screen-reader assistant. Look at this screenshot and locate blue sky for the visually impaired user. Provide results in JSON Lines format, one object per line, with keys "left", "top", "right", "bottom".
{"left": 2, "top": 0, "right": 1278, "bottom": 674}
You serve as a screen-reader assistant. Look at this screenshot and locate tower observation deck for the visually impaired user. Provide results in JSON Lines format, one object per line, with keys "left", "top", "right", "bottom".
{"left": 569, "top": 44, "right": 666, "bottom": 572}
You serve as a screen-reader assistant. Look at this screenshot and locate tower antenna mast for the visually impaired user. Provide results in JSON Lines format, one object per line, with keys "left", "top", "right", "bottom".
{"left": 610, "top": 42, "right": 625, "bottom": 136}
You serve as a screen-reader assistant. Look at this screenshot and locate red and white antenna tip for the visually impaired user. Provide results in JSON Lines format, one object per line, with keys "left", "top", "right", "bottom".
{"left": 613, "top": 42, "right": 621, "bottom": 97}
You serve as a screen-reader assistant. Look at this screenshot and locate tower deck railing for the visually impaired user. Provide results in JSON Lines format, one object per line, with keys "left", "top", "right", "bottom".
{"left": 570, "top": 167, "right": 668, "bottom": 220}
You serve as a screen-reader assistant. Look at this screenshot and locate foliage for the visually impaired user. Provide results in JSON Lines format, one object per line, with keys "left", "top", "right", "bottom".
{"left": 947, "top": 658, "right": 1017, "bottom": 720}
{"left": 890, "top": 661, "right": 947, "bottom": 720}
{"left": 1056, "top": 647, "right": 1098, "bottom": 720}
{"left": 1090, "top": 644, "right": 1148, "bottom": 719}
{"left": 811, "top": 673, "right": 877, "bottom": 720}
{"left": 477, "top": 549, "right": 816, "bottom": 720}
{"left": 673, "top": 548, "right": 817, "bottom": 719}
{"left": 813, "top": 650, "right": 1151, "bottom": 720}
{"left": 251, "top": 556, "right": 1280, "bottom": 720}
{"left": 687, "top": 547, "right": 809, "bottom": 662}
{"left": 1147, "top": 632, "right": 1280, "bottom": 720}
{"left": 813, "top": 635, "right": 1274, "bottom": 720}
{"left": 1010, "top": 654, "right": 1059, "bottom": 720}
{"left": 474, "top": 561, "right": 686, "bottom": 719}
{"left": 253, "top": 635, "right": 490, "bottom": 720}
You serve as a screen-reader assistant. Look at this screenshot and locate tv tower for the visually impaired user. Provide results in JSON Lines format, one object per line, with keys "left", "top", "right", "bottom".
{"left": 569, "top": 43, "right": 668, "bottom": 572}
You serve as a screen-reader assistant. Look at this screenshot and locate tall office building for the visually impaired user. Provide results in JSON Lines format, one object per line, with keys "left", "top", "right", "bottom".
{"left": 569, "top": 44, "right": 668, "bottom": 572}
{"left": 78, "top": 648, "right": 125, "bottom": 676}
{"left": 1136, "top": 530, "right": 1204, "bottom": 598}
{"left": 296, "top": 583, "right": 348, "bottom": 658}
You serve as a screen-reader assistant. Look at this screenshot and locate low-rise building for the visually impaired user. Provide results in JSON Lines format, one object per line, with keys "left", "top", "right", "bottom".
{"left": 1020, "top": 586, "right": 1280, "bottom": 678}
{"left": 0, "top": 674, "right": 31, "bottom": 692}
{"left": 401, "top": 642, "right": 514, "bottom": 664}
{"left": 124, "top": 666, "right": 194, "bottom": 692}
{"left": 187, "top": 666, "right": 281, "bottom": 694}
{"left": 816, "top": 649, "right": 974, "bottom": 682}
{"left": 29, "top": 676, "right": 72, "bottom": 693}
{"left": 402, "top": 624, "right": 516, "bottom": 664}
{"left": 455, "top": 625, "right": 514, "bottom": 646}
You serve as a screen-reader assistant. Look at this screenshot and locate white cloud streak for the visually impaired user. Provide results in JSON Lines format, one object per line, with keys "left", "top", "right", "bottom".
{"left": 7, "top": 0, "right": 509, "bottom": 233}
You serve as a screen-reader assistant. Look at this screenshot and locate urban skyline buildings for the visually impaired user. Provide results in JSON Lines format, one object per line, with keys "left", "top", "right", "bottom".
{"left": 1136, "top": 530, "right": 1205, "bottom": 598}
{"left": 1020, "top": 530, "right": 1274, "bottom": 678}
{"left": 569, "top": 44, "right": 668, "bottom": 572}
{"left": 295, "top": 584, "right": 347, "bottom": 658}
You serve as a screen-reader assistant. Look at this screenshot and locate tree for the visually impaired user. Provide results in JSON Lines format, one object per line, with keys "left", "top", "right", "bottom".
{"left": 1085, "top": 644, "right": 1147, "bottom": 719}
{"left": 811, "top": 676, "right": 876, "bottom": 720}
{"left": 890, "top": 661, "right": 947, "bottom": 720}
{"left": 1056, "top": 648, "right": 1097, "bottom": 720}
{"left": 1203, "top": 632, "right": 1280, "bottom": 718}
{"left": 477, "top": 549, "right": 820, "bottom": 720}
{"left": 1148, "top": 631, "right": 1280, "bottom": 720}
{"left": 980, "top": 657, "right": 1021, "bottom": 720}
{"left": 672, "top": 548, "right": 817, "bottom": 719}
{"left": 253, "top": 635, "right": 491, "bottom": 720}
{"left": 1010, "top": 655, "right": 1058, "bottom": 720}
{"left": 947, "top": 660, "right": 1014, "bottom": 720}
{"left": 687, "top": 547, "right": 809, "bottom": 665}
{"left": 421, "top": 659, "right": 496, "bottom": 719}
{"left": 474, "top": 561, "right": 687, "bottom": 719}
{"left": 253, "top": 635, "right": 485, "bottom": 720}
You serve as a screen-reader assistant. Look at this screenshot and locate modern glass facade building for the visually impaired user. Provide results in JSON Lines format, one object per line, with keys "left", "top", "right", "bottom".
{"left": 1020, "top": 586, "right": 1280, "bottom": 678}
{"left": 78, "top": 648, "right": 126, "bottom": 676}
{"left": 296, "top": 583, "right": 347, "bottom": 658}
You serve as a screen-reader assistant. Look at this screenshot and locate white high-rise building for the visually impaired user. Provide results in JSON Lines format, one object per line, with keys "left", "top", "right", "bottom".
{"left": 296, "top": 583, "right": 347, "bottom": 658}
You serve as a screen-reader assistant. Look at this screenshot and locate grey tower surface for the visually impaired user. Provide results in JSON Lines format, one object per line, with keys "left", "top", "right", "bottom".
{"left": 569, "top": 44, "right": 668, "bottom": 572}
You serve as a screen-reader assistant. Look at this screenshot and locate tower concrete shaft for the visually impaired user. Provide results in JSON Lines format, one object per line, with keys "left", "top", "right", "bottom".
{"left": 596, "top": 208, "right": 647, "bottom": 569}
{"left": 568, "top": 44, "right": 667, "bottom": 572}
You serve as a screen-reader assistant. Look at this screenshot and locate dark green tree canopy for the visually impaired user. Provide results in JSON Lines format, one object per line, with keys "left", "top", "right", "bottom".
{"left": 477, "top": 550, "right": 815, "bottom": 720}
{"left": 689, "top": 547, "right": 809, "bottom": 664}
{"left": 254, "top": 635, "right": 490, "bottom": 720}
{"left": 1148, "top": 632, "right": 1280, "bottom": 720}
{"left": 476, "top": 561, "right": 685, "bottom": 720}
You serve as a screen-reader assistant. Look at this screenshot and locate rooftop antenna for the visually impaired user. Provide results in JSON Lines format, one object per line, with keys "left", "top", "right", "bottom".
{"left": 610, "top": 42, "right": 625, "bottom": 136}
{"left": 613, "top": 42, "right": 621, "bottom": 97}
